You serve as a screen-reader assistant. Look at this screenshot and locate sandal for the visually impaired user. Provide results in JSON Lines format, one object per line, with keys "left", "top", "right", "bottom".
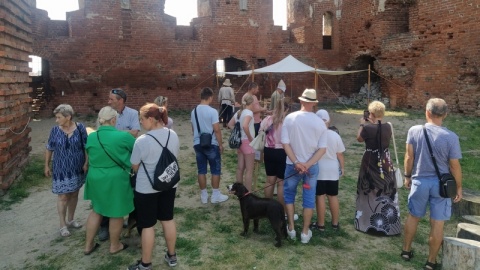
{"left": 332, "top": 223, "right": 340, "bottom": 231}
{"left": 309, "top": 222, "right": 325, "bottom": 232}
{"left": 424, "top": 261, "right": 437, "bottom": 270}
{"left": 400, "top": 250, "right": 414, "bottom": 261}
{"left": 67, "top": 220, "right": 82, "bottom": 229}
{"left": 59, "top": 226, "right": 71, "bottom": 237}
{"left": 110, "top": 242, "right": 129, "bottom": 255}
{"left": 84, "top": 243, "right": 100, "bottom": 255}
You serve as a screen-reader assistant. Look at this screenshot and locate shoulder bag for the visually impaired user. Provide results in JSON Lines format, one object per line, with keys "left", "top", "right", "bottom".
{"left": 96, "top": 131, "right": 136, "bottom": 187}
{"left": 229, "top": 121, "right": 242, "bottom": 149}
{"left": 194, "top": 107, "right": 213, "bottom": 148}
{"left": 387, "top": 122, "right": 403, "bottom": 188}
{"left": 422, "top": 126, "right": 457, "bottom": 199}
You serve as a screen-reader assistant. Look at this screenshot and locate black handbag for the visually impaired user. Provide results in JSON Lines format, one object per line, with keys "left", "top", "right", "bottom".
{"left": 423, "top": 126, "right": 457, "bottom": 199}
{"left": 194, "top": 107, "right": 213, "bottom": 148}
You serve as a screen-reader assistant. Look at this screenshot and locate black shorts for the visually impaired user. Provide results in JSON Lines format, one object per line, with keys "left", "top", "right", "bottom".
{"left": 134, "top": 188, "right": 176, "bottom": 229}
{"left": 263, "top": 147, "right": 286, "bottom": 179}
{"left": 315, "top": 180, "right": 339, "bottom": 196}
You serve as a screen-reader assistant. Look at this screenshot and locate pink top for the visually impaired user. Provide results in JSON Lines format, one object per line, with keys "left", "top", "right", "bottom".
{"left": 242, "top": 93, "right": 262, "bottom": 123}
{"left": 260, "top": 115, "right": 283, "bottom": 149}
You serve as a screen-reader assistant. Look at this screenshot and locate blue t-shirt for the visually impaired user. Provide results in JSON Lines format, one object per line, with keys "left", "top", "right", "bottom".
{"left": 406, "top": 123, "right": 462, "bottom": 180}
{"left": 116, "top": 106, "right": 140, "bottom": 131}
{"left": 191, "top": 104, "right": 219, "bottom": 146}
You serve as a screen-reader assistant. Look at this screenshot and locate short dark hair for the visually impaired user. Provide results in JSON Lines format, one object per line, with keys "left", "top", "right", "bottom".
{"left": 200, "top": 87, "right": 213, "bottom": 100}
{"left": 111, "top": 88, "right": 127, "bottom": 102}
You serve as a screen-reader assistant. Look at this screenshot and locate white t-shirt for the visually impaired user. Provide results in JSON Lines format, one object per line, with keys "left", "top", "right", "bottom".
{"left": 130, "top": 128, "right": 180, "bottom": 194}
{"left": 281, "top": 111, "right": 327, "bottom": 164}
{"left": 233, "top": 109, "right": 254, "bottom": 141}
{"left": 317, "top": 130, "right": 345, "bottom": 180}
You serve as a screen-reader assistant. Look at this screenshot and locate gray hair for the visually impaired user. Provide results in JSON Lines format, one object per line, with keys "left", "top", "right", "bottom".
{"left": 53, "top": 104, "right": 74, "bottom": 119}
{"left": 426, "top": 98, "right": 448, "bottom": 117}
{"left": 97, "top": 106, "right": 117, "bottom": 127}
{"left": 153, "top": 96, "right": 168, "bottom": 107}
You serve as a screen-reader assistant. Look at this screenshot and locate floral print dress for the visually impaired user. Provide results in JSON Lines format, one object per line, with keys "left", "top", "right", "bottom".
{"left": 354, "top": 122, "right": 401, "bottom": 235}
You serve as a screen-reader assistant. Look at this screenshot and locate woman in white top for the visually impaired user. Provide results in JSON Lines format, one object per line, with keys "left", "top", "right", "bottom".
{"left": 129, "top": 103, "right": 180, "bottom": 269}
{"left": 228, "top": 95, "right": 255, "bottom": 191}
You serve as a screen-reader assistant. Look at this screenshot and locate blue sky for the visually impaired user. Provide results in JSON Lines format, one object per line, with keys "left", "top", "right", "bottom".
{"left": 35, "top": 0, "right": 286, "bottom": 28}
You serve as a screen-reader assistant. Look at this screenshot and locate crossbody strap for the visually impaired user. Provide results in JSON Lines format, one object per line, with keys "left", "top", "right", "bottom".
{"left": 141, "top": 131, "right": 170, "bottom": 187}
{"left": 96, "top": 131, "right": 133, "bottom": 176}
{"left": 194, "top": 107, "right": 201, "bottom": 133}
{"left": 387, "top": 122, "right": 399, "bottom": 167}
{"left": 422, "top": 126, "right": 442, "bottom": 180}
{"left": 75, "top": 122, "right": 85, "bottom": 153}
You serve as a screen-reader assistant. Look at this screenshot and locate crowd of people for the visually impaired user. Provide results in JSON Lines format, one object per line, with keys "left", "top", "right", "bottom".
{"left": 44, "top": 78, "right": 462, "bottom": 270}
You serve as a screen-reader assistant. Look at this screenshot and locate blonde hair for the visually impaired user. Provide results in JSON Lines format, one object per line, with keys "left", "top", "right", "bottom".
{"left": 272, "top": 98, "right": 288, "bottom": 128}
{"left": 237, "top": 94, "right": 254, "bottom": 120}
{"left": 368, "top": 101, "right": 385, "bottom": 118}
{"left": 97, "top": 106, "right": 117, "bottom": 126}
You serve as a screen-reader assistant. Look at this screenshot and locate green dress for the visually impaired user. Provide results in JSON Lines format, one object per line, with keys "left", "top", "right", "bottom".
{"left": 84, "top": 126, "right": 135, "bottom": 218}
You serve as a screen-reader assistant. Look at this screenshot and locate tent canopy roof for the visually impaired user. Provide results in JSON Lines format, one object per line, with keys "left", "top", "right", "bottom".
{"left": 223, "top": 55, "right": 366, "bottom": 76}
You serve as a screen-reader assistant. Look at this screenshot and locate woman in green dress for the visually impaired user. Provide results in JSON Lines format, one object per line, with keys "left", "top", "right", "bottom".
{"left": 84, "top": 106, "right": 135, "bottom": 255}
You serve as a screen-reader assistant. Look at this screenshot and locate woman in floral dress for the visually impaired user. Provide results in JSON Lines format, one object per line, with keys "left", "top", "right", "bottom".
{"left": 354, "top": 101, "right": 401, "bottom": 235}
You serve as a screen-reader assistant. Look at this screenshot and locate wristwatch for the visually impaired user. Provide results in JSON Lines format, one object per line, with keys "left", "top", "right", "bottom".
{"left": 294, "top": 160, "right": 300, "bottom": 164}
{"left": 404, "top": 173, "right": 412, "bottom": 178}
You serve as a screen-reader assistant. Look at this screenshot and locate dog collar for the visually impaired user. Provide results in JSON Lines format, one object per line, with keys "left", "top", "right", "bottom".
{"left": 241, "top": 192, "right": 251, "bottom": 198}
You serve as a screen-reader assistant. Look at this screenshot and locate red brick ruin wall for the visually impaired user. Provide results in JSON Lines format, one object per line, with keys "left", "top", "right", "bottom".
{"left": 30, "top": 0, "right": 344, "bottom": 115}
{"left": 0, "top": 0, "right": 34, "bottom": 193}
{"left": 339, "top": 0, "right": 480, "bottom": 113}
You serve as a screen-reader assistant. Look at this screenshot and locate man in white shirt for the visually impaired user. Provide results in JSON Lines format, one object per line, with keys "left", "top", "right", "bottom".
{"left": 281, "top": 89, "right": 328, "bottom": 244}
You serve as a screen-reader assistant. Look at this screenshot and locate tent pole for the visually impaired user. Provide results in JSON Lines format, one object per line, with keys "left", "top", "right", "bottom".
{"left": 314, "top": 65, "right": 318, "bottom": 90}
{"left": 367, "top": 64, "right": 371, "bottom": 104}
{"left": 252, "top": 65, "right": 255, "bottom": 81}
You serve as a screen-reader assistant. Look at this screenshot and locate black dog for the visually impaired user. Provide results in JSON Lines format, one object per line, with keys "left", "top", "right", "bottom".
{"left": 228, "top": 183, "right": 287, "bottom": 247}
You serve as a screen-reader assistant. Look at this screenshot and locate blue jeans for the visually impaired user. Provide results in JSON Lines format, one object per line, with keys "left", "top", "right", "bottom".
{"left": 194, "top": 144, "right": 221, "bottom": 175}
{"left": 284, "top": 164, "right": 319, "bottom": 209}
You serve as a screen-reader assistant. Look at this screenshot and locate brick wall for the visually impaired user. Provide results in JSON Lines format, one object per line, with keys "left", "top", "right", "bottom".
{"left": 30, "top": 0, "right": 345, "bottom": 115}
{"left": 0, "top": 0, "right": 34, "bottom": 193}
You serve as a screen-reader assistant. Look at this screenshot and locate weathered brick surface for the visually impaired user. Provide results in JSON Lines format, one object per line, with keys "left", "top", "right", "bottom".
{"left": 0, "top": 0, "right": 34, "bottom": 192}
{"left": 29, "top": 0, "right": 343, "bottom": 114}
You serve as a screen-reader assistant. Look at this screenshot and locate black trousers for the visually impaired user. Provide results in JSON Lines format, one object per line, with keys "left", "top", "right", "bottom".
{"left": 220, "top": 104, "right": 233, "bottom": 124}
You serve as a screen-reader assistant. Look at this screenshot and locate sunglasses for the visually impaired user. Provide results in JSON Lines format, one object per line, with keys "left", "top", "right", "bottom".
{"left": 111, "top": 89, "right": 127, "bottom": 101}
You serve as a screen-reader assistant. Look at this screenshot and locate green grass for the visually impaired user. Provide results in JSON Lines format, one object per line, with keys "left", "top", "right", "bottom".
{"left": 0, "top": 156, "right": 50, "bottom": 210}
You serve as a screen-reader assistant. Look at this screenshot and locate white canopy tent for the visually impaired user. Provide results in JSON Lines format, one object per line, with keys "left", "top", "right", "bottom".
{"left": 223, "top": 55, "right": 366, "bottom": 76}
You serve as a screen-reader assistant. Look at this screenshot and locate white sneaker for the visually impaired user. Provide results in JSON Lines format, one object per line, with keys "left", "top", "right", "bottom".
{"left": 284, "top": 214, "right": 299, "bottom": 221}
{"left": 200, "top": 193, "right": 208, "bottom": 204}
{"left": 211, "top": 193, "right": 229, "bottom": 203}
{"left": 301, "top": 229, "right": 312, "bottom": 244}
{"left": 287, "top": 226, "right": 296, "bottom": 240}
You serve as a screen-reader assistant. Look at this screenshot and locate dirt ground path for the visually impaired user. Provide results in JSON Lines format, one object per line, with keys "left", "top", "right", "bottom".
{"left": 0, "top": 109, "right": 424, "bottom": 269}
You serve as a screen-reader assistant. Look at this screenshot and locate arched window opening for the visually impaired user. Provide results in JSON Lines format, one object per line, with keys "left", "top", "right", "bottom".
{"left": 322, "top": 12, "right": 333, "bottom": 50}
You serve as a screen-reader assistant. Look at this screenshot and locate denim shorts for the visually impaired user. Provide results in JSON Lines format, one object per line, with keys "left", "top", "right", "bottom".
{"left": 408, "top": 178, "right": 452, "bottom": 221}
{"left": 194, "top": 144, "right": 221, "bottom": 175}
{"left": 283, "top": 163, "right": 318, "bottom": 209}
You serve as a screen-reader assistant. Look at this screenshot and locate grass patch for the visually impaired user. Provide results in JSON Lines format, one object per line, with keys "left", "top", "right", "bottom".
{"left": 0, "top": 156, "right": 49, "bottom": 210}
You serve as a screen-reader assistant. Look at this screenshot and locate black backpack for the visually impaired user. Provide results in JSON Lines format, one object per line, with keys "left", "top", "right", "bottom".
{"left": 229, "top": 121, "right": 242, "bottom": 149}
{"left": 141, "top": 131, "right": 180, "bottom": 191}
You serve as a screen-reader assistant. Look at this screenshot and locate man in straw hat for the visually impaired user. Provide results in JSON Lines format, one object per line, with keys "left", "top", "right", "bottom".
{"left": 281, "top": 89, "right": 328, "bottom": 244}
{"left": 218, "top": 79, "right": 235, "bottom": 128}
{"left": 269, "top": 79, "right": 286, "bottom": 110}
